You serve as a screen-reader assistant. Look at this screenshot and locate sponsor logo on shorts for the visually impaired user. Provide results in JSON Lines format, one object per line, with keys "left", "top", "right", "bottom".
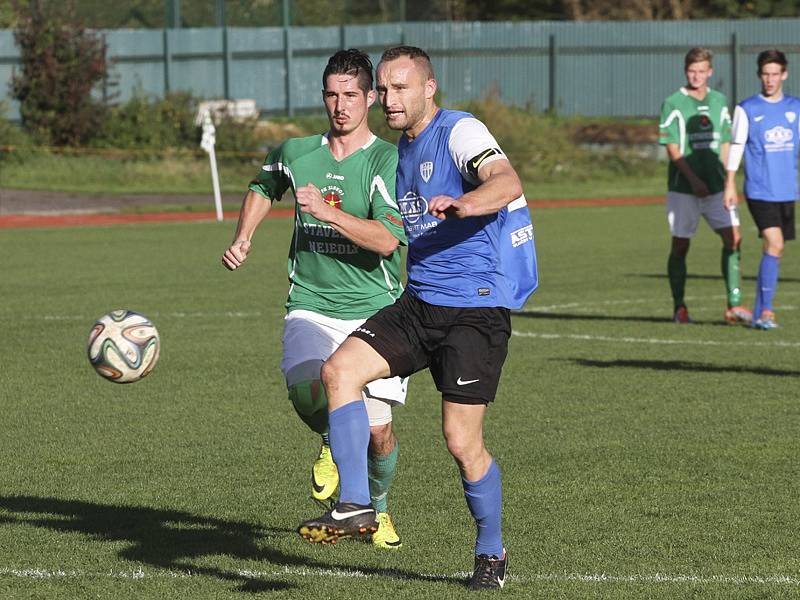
{"left": 477, "top": 288, "right": 491, "bottom": 296}
{"left": 456, "top": 377, "right": 480, "bottom": 386}
{"left": 511, "top": 223, "right": 533, "bottom": 247}
{"left": 354, "top": 327, "right": 375, "bottom": 338}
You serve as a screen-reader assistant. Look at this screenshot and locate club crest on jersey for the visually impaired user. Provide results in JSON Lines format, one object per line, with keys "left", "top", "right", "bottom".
{"left": 321, "top": 185, "right": 344, "bottom": 209}
{"left": 398, "top": 191, "right": 428, "bottom": 224}
{"left": 787, "top": 111, "right": 797, "bottom": 124}
{"left": 420, "top": 161, "right": 433, "bottom": 183}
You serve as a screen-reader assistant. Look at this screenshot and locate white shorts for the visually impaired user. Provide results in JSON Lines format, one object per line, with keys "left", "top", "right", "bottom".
{"left": 666, "top": 191, "right": 740, "bottom": 238}
{"left": 280, "top": 309, "right": 407, "bottom": 426}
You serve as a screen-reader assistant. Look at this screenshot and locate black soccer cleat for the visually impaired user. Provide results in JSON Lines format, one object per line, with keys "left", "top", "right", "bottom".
{"left": 297, "top": 502, "right": 378, "bottom": 544}
{"left": 468, "top": 549, "right": 508, "bottom": 591}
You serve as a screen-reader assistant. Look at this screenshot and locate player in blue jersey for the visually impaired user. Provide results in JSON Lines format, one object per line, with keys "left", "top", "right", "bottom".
{"left": 724, "top": 49, "right": 800, "bottom": 329}
{"left": 297, "top": 45, "right": 538, "bottom": 591}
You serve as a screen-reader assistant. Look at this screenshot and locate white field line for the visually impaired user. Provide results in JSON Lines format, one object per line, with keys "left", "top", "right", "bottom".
{"left": 511, "top": 330, "right": 800, "bottom": 348}
{"left": 1, "top": 566, "right": 799, "bottom": 586}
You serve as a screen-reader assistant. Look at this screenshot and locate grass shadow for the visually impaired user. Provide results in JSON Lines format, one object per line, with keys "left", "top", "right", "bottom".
{"left": 0, "top": 495, "right": 464, "bottom": 593}
{"left": 566, "top": 357, "right": 800, "bottom": 377}
{"left": 631, "top": 272, "right": 800, "bottom": 284}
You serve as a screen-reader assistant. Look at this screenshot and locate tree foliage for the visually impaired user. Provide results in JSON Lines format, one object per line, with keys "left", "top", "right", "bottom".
{"left": 10, "top": 0, "right": 109, "bottom": 145}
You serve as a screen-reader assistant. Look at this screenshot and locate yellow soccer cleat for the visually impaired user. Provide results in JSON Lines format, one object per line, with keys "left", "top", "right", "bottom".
{"left": 372, "top": 512, "right": 402, "bottom": 549}
{"left": 311, "top": 444, "right": 339, "bottom": 501}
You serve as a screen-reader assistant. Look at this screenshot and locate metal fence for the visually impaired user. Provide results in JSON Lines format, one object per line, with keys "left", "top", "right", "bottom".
{"left": 1, "top": 19, "right": 799, "bottom": 122}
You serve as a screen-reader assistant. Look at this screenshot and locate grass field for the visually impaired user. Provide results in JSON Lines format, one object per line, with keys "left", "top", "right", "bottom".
{"left": 1, "top": 204, "right": 799, "bottom": 599}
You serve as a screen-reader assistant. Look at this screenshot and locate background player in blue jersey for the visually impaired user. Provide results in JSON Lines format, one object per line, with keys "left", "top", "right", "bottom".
{"left": 724, "top": 49, "right": 800, "bottom": 329}
{"left": 298, "top": 45, "right": 538, "bottom": 592}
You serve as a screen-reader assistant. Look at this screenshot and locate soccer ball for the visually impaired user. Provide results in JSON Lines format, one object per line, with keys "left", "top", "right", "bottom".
{"left": 87, "top": 310, "right": 160, "bottom": 383}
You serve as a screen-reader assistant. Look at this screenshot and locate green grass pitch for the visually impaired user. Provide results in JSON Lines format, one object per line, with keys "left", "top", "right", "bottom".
{"left": 1, "top": 204, "right": 799, "bottom": 599}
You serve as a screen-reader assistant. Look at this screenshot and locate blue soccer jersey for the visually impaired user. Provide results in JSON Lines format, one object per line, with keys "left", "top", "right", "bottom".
{"left": 396, "top": 109, "right": 538, "bottom": 309}
{"left": 732, "top": 94, "right": 800, "bottom": 202}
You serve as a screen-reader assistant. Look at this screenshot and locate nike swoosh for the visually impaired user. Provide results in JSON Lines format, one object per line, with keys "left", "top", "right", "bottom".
{"left": 754, "top": 115, "right": 765, "bottom": 122}
{"left": 330, "top": 508, "right": 374, "bottom": 520}
{"left": 311, "top": 476, "right": 325, "bottom": 494}
{"left": 456, "top": 377, "right": 480, "bottom": 385}
{"left": 471, "top": 149, "right": 494, "bottom": 170}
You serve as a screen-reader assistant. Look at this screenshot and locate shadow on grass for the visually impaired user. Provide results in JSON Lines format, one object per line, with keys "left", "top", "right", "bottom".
{"left": 632, "top": 272, "right": 800, "bottom": 284}
{"left": 514, "top": 311, "right": 671, "bottom": 324}
{"left": 0, "top": 495, "right": 463, "bottom": 593}
{"left": 568, "top": 357, "right": 800, "bottom": 377}
{"left": 514, "top": 311, "right": 740, "bottom": 327}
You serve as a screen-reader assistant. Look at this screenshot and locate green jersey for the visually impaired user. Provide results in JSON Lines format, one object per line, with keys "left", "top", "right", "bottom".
{"left": 659, "top": 88, "right": 732, "bottom": 194}
{"left": 249, "top": 134, "right": 406, "bottom": 320}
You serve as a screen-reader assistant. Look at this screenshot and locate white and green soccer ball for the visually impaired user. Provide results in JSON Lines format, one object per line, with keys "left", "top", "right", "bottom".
{"left": 87, "top": 310, "right": 160, "bottom": 383}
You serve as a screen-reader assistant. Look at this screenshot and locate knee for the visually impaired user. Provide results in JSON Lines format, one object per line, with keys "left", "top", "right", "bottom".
{"left": 369, "top": 423, "right": 394, "bottom": 454}
{"left": 443, "top": 431, "right": 484, "bottom": 471}
{"left": 320, "top": 357, "right": 346, "bottom": 392}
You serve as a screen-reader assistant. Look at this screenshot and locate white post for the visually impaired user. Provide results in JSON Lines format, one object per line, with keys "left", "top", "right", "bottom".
{"left": 200, "top": 110, "right": 224, "bottom": 222}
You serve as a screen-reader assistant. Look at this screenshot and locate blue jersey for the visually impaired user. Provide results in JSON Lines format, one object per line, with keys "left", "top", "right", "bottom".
{"left": 736, "top": 94, "right": 800, "bottom": 202}
{"left": 396, "top": 109, "right": 538, "bottom": 309}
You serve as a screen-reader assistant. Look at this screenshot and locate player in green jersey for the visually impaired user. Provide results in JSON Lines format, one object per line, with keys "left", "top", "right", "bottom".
{"left": 221, "top": 49, "right": 407, "bottom": 549}
{"left": 659, "top": 47, "right": 752, "bottom": 325}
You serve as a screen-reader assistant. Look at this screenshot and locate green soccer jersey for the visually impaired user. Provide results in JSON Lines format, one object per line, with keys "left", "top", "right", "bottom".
{"left": 249, "top": 134, "right": 406, "bottom": 320}
{"left": 659, "top": 88, "right": 732, "bottom": 194}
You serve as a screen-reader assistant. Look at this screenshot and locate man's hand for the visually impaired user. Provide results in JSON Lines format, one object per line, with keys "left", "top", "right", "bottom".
{"left": 296, "top": 183, "right": 336, "bottom": 222}
{"left": 428, "top": 195, "right": 470, "bottom": 220}
{"left": 222, "top": 240, "right": 252, "bottom": 270}
{"left": 723, "top": 180, "right": 739, "bottom": 209}
{"left": 688, "top": 175, "right": 710, "bottom": 198}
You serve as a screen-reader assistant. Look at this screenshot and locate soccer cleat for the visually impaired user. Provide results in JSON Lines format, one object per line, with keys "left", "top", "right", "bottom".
{"left": 753, "top": 310, "right": 779, "bottom": 330}
{"left": 311, "top": 444, "right": 339, "bottom": 501}
{"left": 724, "top": 305, "right": 753, "bottom": 325}
{"left": 371, "top": 512, "right": 402, "bottom": 549}
{"left": 672, "top": 305, "right": 692, "bottom": 324}
{"left": 297, "top": 502, "right": 378, "bottom": 544}
{"left": 468, "top": 549, "right": 508, "bottom": 591}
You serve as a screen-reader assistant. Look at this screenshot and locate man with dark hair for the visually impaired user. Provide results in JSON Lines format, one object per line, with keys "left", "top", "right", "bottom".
{"left": 659, "top": 47, "right": 751, "bottom": 324}
{"left": 724, "top": 49, "right": 800, "bottom": 329}
{"left": 222, "top": 49, "right": 407, "bottom": 549}
{"left": 298, "top": 44, "right": 538, "bottom": 591}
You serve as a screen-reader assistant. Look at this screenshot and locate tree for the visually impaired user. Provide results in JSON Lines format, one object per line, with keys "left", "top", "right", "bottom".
{"left": 10, "top": 0, "right": 110, "bottom": 146}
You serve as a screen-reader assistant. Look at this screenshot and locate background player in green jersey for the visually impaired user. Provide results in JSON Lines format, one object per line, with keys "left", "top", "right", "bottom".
{"left": 221, "top": 49, "right": 408, "bottom": 549}
{"left": 659, "top": 47, "right": 752, "bottom": 325}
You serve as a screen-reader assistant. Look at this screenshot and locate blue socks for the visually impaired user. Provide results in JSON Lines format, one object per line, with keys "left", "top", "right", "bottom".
{"left": 329, "top": 401, "right": 371, "bottom": 506}
{"left": 463, "top": 460, "right": 504, "bottom": 557}
{"left": 753, "top": 253, "right": 780, "bottom": 319}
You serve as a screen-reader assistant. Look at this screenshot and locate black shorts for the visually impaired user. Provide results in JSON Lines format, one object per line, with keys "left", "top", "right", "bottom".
{"left": 746, "top": 199, "right": 796, "bottom": 241}
{"left": 350, "top": 291, "right": 511, "bottom": 405}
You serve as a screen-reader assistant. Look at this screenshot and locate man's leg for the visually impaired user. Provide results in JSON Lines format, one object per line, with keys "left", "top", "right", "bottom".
{"left": 669, "top": 236, "right": 691, "bottom": 321}
{"left": 442, "top": 400, "right": 507, "bottom": 590}
{"left": 716, "top": 226, "right": 748, "bottom": 313}
{"left": 298, "top": 337, "right": 392, "bottom": 543}
{"left": 368, "top": 421, "right": 402, "bottom": 548}
{"left": 754, "top": 227, "right": 784, "bottom": 329}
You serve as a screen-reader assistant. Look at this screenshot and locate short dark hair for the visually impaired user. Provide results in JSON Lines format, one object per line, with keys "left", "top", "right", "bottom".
{"left": 758, "top": 49, "right": 788, "bottom": 73}
{"left": 380, "top": 45, "right": 434, "bottom": 80}
{"left": 685, "top": 47, "right": 713, "bottom": 69}
{"left": 323, "top": 49, "right": 373, "bottom": 93}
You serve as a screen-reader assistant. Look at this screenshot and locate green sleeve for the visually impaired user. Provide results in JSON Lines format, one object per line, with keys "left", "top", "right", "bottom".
{"left": 248, "top": 144, "right": 291, "bottom": 201}
{"left": 719, "top": 104, "right": 732, "bottom": 144}
{"left": 370, "top": 151, "right": 407, "bottom": 245}
{"left": 658, "top": 98, "right": 680, "bottom": 146}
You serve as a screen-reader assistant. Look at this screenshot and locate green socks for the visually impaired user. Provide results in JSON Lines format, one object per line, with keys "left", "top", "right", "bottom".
{"left": 368, "top": 440, "right": 399, "bottom": 514}
{"left": 721, "top": 248, "right": 742, "bottom": 307}
{"left": 667, "top": 254, "right": 687, "bottom": 310}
